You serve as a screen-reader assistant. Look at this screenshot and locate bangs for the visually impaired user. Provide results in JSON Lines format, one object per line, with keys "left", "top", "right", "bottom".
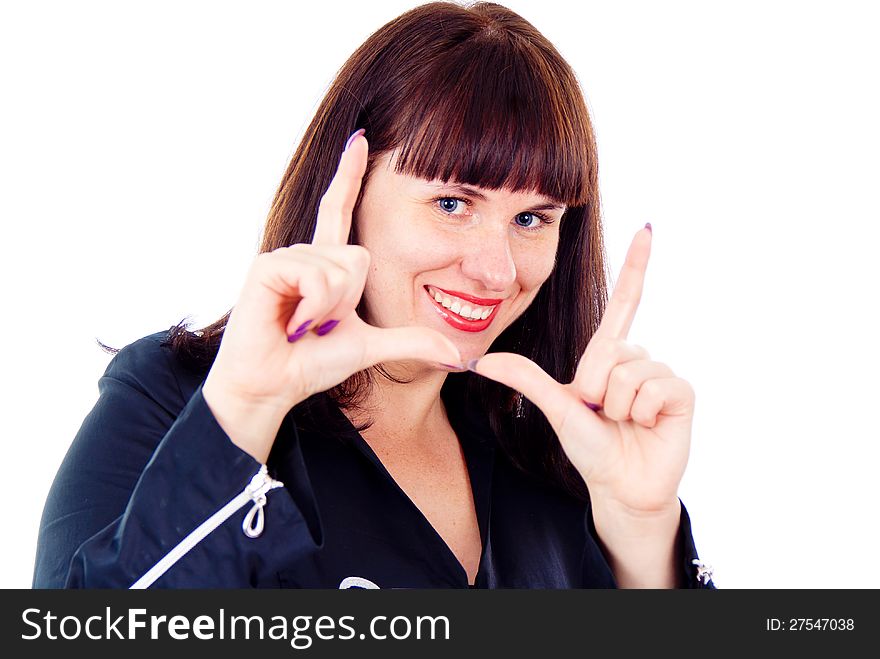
{"left": 388, "top": 33, "right": 594, "bottom": 207}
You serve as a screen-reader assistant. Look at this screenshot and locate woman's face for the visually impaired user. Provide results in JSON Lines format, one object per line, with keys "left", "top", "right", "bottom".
{"left": 355, "top": 149, "right": 566, "bottom": 364}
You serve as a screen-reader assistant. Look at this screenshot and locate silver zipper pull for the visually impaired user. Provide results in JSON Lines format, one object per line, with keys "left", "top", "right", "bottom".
{"left": 130, "top": 464, "right": 284, "bottom": 588}
{"left": 241, "top": 465, "right": 284, "bottom": 539}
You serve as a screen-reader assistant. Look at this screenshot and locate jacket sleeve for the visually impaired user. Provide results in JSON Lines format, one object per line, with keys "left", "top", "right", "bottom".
{"left": 580, "top": 497, "right": 716, "bottom": 589}
{"left": 33, "top": 334, "right": 322, "bottom": 588}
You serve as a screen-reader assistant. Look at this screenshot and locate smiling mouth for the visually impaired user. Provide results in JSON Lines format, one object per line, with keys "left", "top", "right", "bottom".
{"left": 424, "top": 285, "right": 501, "bottom": 322}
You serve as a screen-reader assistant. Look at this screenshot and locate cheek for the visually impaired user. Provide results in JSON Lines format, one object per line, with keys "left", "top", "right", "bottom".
{"left": 514, "top": 239, "right": 559, "bottom": 290}
{"left": 358, "top": 216, "right": 450, "bottom": 313}
{"left": 367, "top": 223, "right": 449, "bottom": 274}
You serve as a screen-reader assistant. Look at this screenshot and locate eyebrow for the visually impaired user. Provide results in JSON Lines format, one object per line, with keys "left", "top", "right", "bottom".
{"left": 425, "top": 183, "right": 566, "bottom": 212}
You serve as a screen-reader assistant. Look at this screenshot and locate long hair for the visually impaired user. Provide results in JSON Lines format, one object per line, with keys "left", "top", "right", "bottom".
{"left": 113, "top": 2, "right": 609, "bottom": 502}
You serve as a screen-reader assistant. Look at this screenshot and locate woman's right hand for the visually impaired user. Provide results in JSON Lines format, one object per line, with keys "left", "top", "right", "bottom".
{"left": 201, "top": 130, "right": 463, "bottom": 462}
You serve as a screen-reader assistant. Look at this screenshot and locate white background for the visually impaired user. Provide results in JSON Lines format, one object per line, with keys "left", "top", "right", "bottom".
{"left": 2, "top": 0, "right": 878, "bottom": 588}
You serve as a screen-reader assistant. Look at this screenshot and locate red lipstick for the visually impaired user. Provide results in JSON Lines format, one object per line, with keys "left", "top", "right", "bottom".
{"left": 423, "top": 286, "right": 502, "bottom": 333}
{"left": 427, "top": 286, "right": 503, "bottom": 306}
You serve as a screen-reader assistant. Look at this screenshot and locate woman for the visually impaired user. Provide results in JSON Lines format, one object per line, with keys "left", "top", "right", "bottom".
{"left": 34, "top": 1, "right": 714, "bottom": 589}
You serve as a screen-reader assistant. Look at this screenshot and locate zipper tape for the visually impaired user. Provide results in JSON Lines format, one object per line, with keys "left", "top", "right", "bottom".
{"left": 129, "top": 465, "right": 284, "bottom": 589}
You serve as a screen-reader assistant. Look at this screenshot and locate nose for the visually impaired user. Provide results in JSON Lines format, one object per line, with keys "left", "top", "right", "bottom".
{"left": 459, "top": 225, "right": 517, "bottom": 294}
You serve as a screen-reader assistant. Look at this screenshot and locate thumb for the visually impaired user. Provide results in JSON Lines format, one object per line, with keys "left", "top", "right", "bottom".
{"left": 359, "top": 324, "right": 462, "bottom": 370}
{"left": 469, "top": 352, "right": 573, "bottom": 428}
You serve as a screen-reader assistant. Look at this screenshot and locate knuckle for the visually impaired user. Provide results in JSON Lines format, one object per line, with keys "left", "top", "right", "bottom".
{"left": 303, "top": 267, "right": 331, "bottom": 299}
{"left": 640, "top": 378, "right": 665, "bottom": 398}
{"left": 348, "top": 244, "right": 371, "bottom": 268}
{"left": 595, "top": 336, "right": 622, "bottom": 358}
{"left": 632, "top": 343, "right": 651, "bottom": 360}
{"left": 681, "top": 378, "right": 696, "bottom": 400}
{"left": 585, "top": 335, "right": 609, "bottom": 356}
{"left": 610, "top": 362, "right": 636, "bottom": 388}
{"left": 573, "top": 362, "right": 603, "bottom": 401}
{"left": 323, "top": 263, "right": 349, "bottom": 292}
{"left": 339, "top": 287, "right": 364, "bottom": 311}
{"left": 313, "top": 263, "right": 331, "bottom": 287}
{"left": 577, "top": 380, "right": 604, "bottom": 405}
{"left": 601, "top": 397, "right": 625, "bottom": 421}
{"left": 631, "top": 408, "right": 654, "bottom": 427}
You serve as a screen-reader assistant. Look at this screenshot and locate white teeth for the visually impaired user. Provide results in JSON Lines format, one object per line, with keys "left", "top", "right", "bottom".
{"left": 427, "top": 286, "right": 497, "bottom": 321}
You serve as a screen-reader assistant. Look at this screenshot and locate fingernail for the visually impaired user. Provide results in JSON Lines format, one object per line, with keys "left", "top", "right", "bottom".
{"left": 287, "top": 320, "right": 313, "bottom": 343}
{"left": 344, "top": 128, "right": 366, "bottom": 152}
{"left": 585, "top": 401, "right": 602, "bottom": 411}
{"left": 466, "top": 358, "right": 480, "bottom": 373}
{"left": 438, "top": 363, "right": 465, "bottom": 371}
{"left": 644, "top": 222, "right": 652, "bottom": 233}
{"left": 316, "top": 319, "right": 340, "bottom": 336}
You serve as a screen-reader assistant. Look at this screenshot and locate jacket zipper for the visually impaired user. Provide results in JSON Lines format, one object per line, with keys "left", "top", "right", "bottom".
{"left": 129, "top": 465, "right": 284, "bottom": 589}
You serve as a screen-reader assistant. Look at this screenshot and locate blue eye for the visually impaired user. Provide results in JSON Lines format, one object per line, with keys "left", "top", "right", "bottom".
{"left": 437, "top": 197, "right": 466, "bottom": 214}
{"left": 515, "top": 213, "right": 542, "bottom": 229}
{"left": 432, "top": 196, "right": 556, "bottom": 232}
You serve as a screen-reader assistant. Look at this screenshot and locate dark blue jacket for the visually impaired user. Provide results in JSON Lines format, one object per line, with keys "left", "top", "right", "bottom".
{"left": 34, "top": 330, "right": 716, "bottom": 589}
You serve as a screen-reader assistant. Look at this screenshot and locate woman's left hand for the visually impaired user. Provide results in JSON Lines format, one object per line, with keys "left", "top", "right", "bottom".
{"left": 470, "top": 225, "right": 694, "bottom": 518}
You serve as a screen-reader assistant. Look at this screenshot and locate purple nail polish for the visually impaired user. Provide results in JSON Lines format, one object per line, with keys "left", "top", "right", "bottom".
{"left": 585, "top": 401, "right": 602, "bottom": 412}
{"left": 344, "top": 128, "right": 366, "bottom": 152}
{"left": 645, "top": 222, "right": 652, "bottom": 233}
{"left": 316, "top": 319, "right": 339, "bottom": 336}
{"left": 287, "top": 319, "right": 313, "bottom": 343}
{"left": 466, "top": 358, "right": 480, "bottom": 372}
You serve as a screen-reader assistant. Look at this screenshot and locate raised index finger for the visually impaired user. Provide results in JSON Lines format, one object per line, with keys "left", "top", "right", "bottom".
{"left": 311, "top": 129, "right": 368, "bottom": 246}
{"left": 594, "top": 224, "right": 652, "bottom": 340}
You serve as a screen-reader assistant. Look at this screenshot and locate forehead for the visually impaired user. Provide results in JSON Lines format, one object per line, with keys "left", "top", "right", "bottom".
{"left": 375, "top": 149, "right": 564, "bottom": 208}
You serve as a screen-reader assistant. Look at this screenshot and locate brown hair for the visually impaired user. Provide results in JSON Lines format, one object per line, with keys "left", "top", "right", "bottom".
{"left": 110, "top": 1, "right": 609, "bottom": 501}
